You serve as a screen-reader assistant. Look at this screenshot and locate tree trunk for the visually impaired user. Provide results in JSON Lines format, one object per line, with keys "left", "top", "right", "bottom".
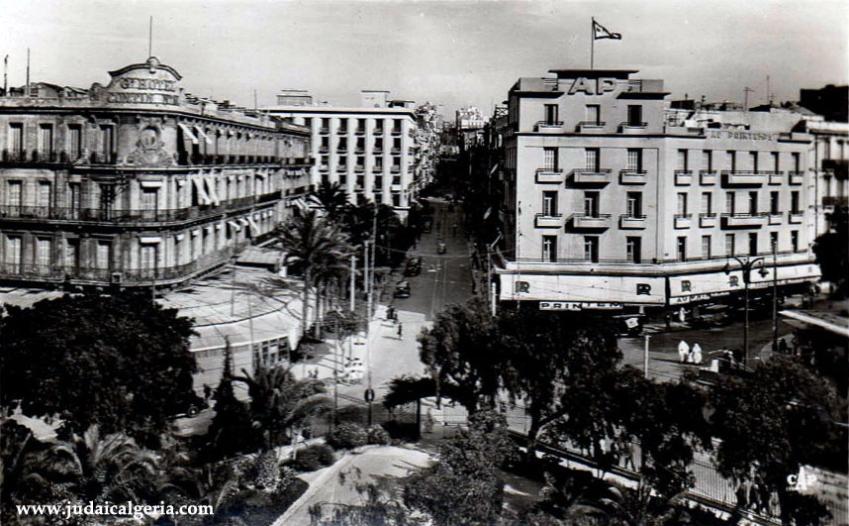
{"left": 302, "top": 267, "right": 310, "bottom": 338}
{"left": 314, "top": 281, "right": 322, "bottom": 340}
{"left": 524, "top": 413, "right": 543, "bottom": 464}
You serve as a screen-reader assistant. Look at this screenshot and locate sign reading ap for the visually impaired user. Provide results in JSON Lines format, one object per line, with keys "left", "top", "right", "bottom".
{"left": 568, "top": 77, "right": 618, "bottom": 96}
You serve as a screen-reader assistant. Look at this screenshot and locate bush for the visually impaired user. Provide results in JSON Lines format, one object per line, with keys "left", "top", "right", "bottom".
{"left": 366, "top": 425, "right": 391, "bottom": 445}
{"left": 381, "top": 420, "right": 419, "bottom": 442}
{"left": 287, "top": 444, "right": 336, "bottom": 472}
{"left": 326, "top": 422, "right": 368, "bottom": 450}
{"left": 336, "top": 405, "right": 368, "bottom": 425}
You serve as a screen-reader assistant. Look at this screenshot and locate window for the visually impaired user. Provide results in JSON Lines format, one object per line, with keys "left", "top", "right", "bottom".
{"left": 338, "top": 137, "right": 347, "bottom": 151}
{"left": 702, "top": 235, "right": 711, "bottom": 259}
{"left": 701, "top": 192, "right": 712, "bottom": 215}
{"left": 750, "top": 151, "right": 759, "bottom": 172}
{"left": 7, "top": 181, "right": 22, "bottom": 207}
{"left": 374, "top": 176, "right": 383, "bottom": 188}
{"left": 583, "top": 191, "right": 599, "bottom": 217}
{"left": 374, "top": 138, "right": 383, "bottom": 151}
{"left": 65, "top": 238, "right": 79, "bottom": 269}
{"left": 725, "top": 234, "right": 735, "bottom": 256}
{"left": 356, "top": 120, "right": 365, "bottom": 134}
{"left": 39, "top": 124, "right": 53, "bottom": 157}
{"left": 748, "top": 233, "right": 758, "bottom": 256}
{"left": 791, "top": 191, "right": 800, "bottom": 213}
{"left": 791, "top": 230, "right": 799, "bottom": 252}
{"left": 100, "top": 125, "right": 113, "bottom": 160}
{"left": 392, "top": 156, "right": 400, "bottom": 168}
{"left": 677, "top": 192, "right": 688, "bottom": 215}
{"left": 139, "top": 244, "right": 157, "bottom": 272}
{"left": 627, "top": 105, "right": 643, "bottom": 126}
{"left": 626, "top": 192, "right": 642, "bottom": 217}
{"left": 543, "top": 147, "right": 559, "bottom": 171}
{"left": 358, "top": 137, "right": 366, "bottom": 152}
{"left": 726, "top": 192, "right": 736, "bottom": 214}
{"left": 792, "top": 152, "right": 801, "bottom": 172}
{"left": 583, "top": 236, "right": 599, "bottom": 263}
{"left": 37, "top": 181, "right": 51, "bottom": 208}
{"left": 68, "top": 125, "right": 82, "bottom": 160}
{"left": 627, "top": 149, "right": 642, "bottom": 172}
{"left": 677, "top": 149, "right": 689, "bottom": 171}
{"left": 748, "top": 191, "right": 758, "bottom": 215}
{"left": 542, "top": 235, "right": 557, "bottom": 262}
{"left": 542, "top": 191, "right": 558, "bottom": 216}
{"left": 96, "top": 240, "right": 111, "bottom": 269}
{"left": 771, "top": 152, "right": 780, "bottom": 172}
{"left": 676, "top": 237, "right": 687, "bottom": 261}
{"left": 585, "top": 148, "right": 600, "bottom": 171}
{"left": 770, "top": 191, "right": 779, "bottom": 214}
{"left": 357, "top": 175, "right": 365, "bottom": 189}
{"left": 5, "top": 236, "right": 22, "bottom": 272}
{"left": 392, "top": 192, "right": 401, "bottom": 207}
{"left": 586, "top": 104, "right": 601, "bottom": 125}
{"left": 36, "top": 237, "right": 52, "bottom": 268}
{"left": 703, "top": 150, "right": 713, "bottom": 172}
{"left": 626, "top": 237, "right": 641, "bottom": 263}
{"left": 727, "top": 150, "right": 737, "bottom": 171}
{"left": 141, "top": 188, "right": 158, "bottom": 211}
{"left": 770, "top": 232, "right": 778, "bottom": 252}
{"left": 357, "top": 156, "right": 366, "bottom": 169}
{"left": 69, "top": 183, "right": 81, "bottom": 213}
{"left": 8, "top": 123, "right": 24, "bottom": 157}
{"left": 544, "top": 104, "right": 559, "bottom": 125}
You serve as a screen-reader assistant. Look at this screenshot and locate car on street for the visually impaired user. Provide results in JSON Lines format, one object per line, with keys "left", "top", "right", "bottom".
{"left": 404, "top": 257, "right": 423, "bottom": 276}
{"left": 437, "top": 241, "right": 447, "bottom": 254}
{"left": 394, "top": 280, "right": 411, "bottom": 299}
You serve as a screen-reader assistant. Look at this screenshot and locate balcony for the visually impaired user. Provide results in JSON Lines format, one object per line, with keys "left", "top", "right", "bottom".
{"left": 319, "top": 127, "right": 329, "bottom": 135}
{"left": 535, "top": 213, "right": 564, "bottom": 228}
{"left": 788, "top": 211, "right": 804, "bottom": 224}
{"left": 699, "top": 170, "right": 718, "bottom": 185}
{"left": 570, "top": 213, "right": 611, "bottom": 230}
{"left": 535, "top": 168, "right": 564, "bottom": 184}
{"left": 355, "top": 165, "right": 366, "bottom": 172}
{"left": 619, "top": 170, "right": 647, "bottom": 185}
{"left": 789, "top": 171, "right": 804, "bottom": 185}
{"left": 618, "top": 121, "right": 648, "bottom": 134}
{"left": 699, "top": 213, "right": 718, "bottom": 228}
{"left": 373, "top": 128, "right": 384, "bottom": 135}
{"left": 619, "top": 214, "right": 647, "bottom": 229}
{"left": 355, "top": 129, "right": 366, "bottom": 136}
{"left": 576, "top": 121, "right": 606, "bottom": 133}
{"left": 570, "top": 168, "right": 611, "bottom": 185}
{"left": 722, "top": 213, "right": 767, "bottom": 228}
{"left": 391, "top": 129, "right": 402, "bottom": 136}
{"left": 722, "top": 170, "right": 766, "bottom": 186}
{"left": 390, "top": 166, "right": 401, "bottom": 173}
{"left": 674, "top": 170, "right": 693, "bottom": 186}
{"left": 823, "top": 196, "right": 849, "bottom": 207}
{"left": 767, "top": 171, "right": 784, "bottom": 185}
{"left": 768, "top": 213, "right": 783, "bottom": 225}
{"left": 674, "top": 214, "right": 692, "bottom": 229}
{"left": 534, "top": 121, "right": 564, "bottom": 132}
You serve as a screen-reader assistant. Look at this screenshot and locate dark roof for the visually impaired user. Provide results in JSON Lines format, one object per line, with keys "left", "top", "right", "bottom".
{"left": 549, "top": 69, "right": 638, "bottom": 79}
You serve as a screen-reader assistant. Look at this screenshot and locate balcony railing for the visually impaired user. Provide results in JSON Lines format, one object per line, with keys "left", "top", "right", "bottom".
{"left": 534, "top": 121, "right": 564, "bottom": 132}
{"left": 768, "top": 213, "right": 783, "bottom": 225}
{"left": 619, "top": 214, "right": 647, "bottom": 229}
{"left": 535, "top": 168, "right": 563, "bottom": 184}
{"left": 570, "top": 213, "right": 612, "bottom": 230}
{"left": 390, "top": 166, "right": 401, "bottom": 173}
{"left": 789, "top": 171, "right": 804, "bottom": 185}
{"left": 722, "top": 213, "right": 768, "bottom": 228}
{"left": 699, "top": 213, "right": 718, "bottom": 228}
{"left": 762, "top": 171, "right": 784, "bottom": 185}
{"left": 390, "top": 129, "right": 402, "bottom": 136}
{"left": 674, "top": 170, "right": 693, "bottom": 185}
{"left": 722, "top": 170, "right": 766, "bottom": 186}
{"left": 619, "top": 170, "right": 647, "bottom": 185}
{"left": 571, "top": 168, "right": 611, "bottom": 185}
{"left": 576, "top": 121, "right": 606, "bottom": 132}
{"left": 535, "top": 213, "right": 564, "bottom": 228}
{"left": 618, "top": 121, "right": 648, "bottom": 133}
{"left": 674, "top": 214, "right": 692, "bottom": 229}
{"left": 823, "top": 195, "right": 849, "bottom": 207}
{"left": 699, "top": 170, "right": 718, "bottom": 185}
{"left": 788, "top": 211, "right": 804, "bottom": 224}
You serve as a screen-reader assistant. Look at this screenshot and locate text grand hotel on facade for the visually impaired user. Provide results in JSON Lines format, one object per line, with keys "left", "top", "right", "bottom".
{"left": 0, "top": 57, "right": 312, "bottom": 288}
{"left": 497, "top": 69, "right": 822, "bottom": 310}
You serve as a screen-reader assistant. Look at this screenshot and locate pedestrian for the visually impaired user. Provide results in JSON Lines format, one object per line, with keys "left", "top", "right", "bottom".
{"left": 678, "top": 340, "right": 690, "bottom": 363}
{"left": 397, "top": 322, "right": 403, "bottom": 339}
{"left": 735, "top": 482, "right": 749, "bottom": 510}
{"left": 748, "top": 481, "right": 761, "bottom": 512}
{"left": 692, "top": 343, "right": 703, "bottom": 365}
{"left": 621, "top": 439, "right": 636, "bottom": 471}
{"left": 665, "top": 312, "right": 671, "bottom": 330}
{"left": 203, "top": 384, "right": 212, "bottom": 402}
{"left": 778, "top": 338, "right": 788, "bottom": 354}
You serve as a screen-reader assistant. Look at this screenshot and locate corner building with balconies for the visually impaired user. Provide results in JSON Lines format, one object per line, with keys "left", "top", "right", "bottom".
{"left": 497, "top": 69, "right": 821, "bottom": 311}
{"left": 265, "top": 89, "right": 419, "bottom": 213}
{"left": 0, "top": 57, "right": 312, "bottom": 289}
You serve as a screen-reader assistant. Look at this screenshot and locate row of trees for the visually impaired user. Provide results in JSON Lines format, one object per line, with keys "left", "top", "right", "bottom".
{"left": 386, "top": 297, "right": 844, "bottom": 525}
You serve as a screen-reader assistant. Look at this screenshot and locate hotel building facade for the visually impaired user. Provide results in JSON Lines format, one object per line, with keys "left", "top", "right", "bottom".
{"left": 0, "top": 57, "right": 311, "bottom": 289}
{"left": 496, "top": 69, "right": 822, "bottom": 311}
{"left": 265, "top": 90, "right": 419, "bottom": 212}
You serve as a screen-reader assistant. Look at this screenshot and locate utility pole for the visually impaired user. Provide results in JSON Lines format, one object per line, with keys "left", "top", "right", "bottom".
{"left": 725, "top": 256, "right": 765, "bottom": 369}
{"left": 766, "top": 75, "right": 771, "bottom": 105}
{"left": 743, "top": 87, "right": 754, "bottom": 111}
{"left": 365, "top": 207, "right": 377, "bottom": 427}
{"left": 644, "top": 335, "right": 651, "bottom": 378}
{"left": 772, "top": 240, "right": 779, "bottom": 352}
{"left": 3, "top": 55, "right": 7, "bottom": 96}
{"left": 349, "top": 255, "right": 356, "bottom": 311}
{"left": 25, "top": 49, "right": 30, "bottom": 97}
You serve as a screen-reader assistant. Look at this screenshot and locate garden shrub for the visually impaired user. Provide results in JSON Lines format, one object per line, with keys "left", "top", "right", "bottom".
{"left": 287, "top": 444, "right": 336, "bottom": 472}
{"left": 326, "top": 422, "right": 368, "bottom": 450}
{"left": 366, "top": 425, "right": 391, "bottom": 445}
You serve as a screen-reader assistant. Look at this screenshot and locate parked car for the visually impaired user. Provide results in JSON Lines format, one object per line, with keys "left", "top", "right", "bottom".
{"left": 437, "top": 241, "right": 447, "bottom": 254}
{"left": 394, "top": 280, "right": 411, "bottom": 299}
{"left": 404, "top": 257, "right": 423, "bottom": 276}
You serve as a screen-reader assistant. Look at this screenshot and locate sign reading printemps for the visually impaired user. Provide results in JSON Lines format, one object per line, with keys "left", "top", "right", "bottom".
{"left": 707, "top": 130, "right": 777, "bottom": 141}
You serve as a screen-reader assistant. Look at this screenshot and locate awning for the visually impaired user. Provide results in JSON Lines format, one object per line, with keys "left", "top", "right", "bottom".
{"left": 227, "top": 220, "right": 242, "bottom": 232}
{"left": 139, "top": 236, "right": 161, "bottom": 244}
{"left": 194, "top": 125, "right": 213, "bottom": 145}
{"left": 192, "top": 176, "right": 212, "bottom": 205}
{"left": 139, "top": 180, "right": 163, "bottom": 189}
{"left": 238, "top": 217, "right": 250, "bottom": 227}
{"left": 246, "top": 216, "right": 261, "bottom": 236}
{"left": 204, "top": 176, "right": 221, "bottom": 206}
{"left": 175, "top": 233, "right": 185, "bottom": 241}
{"left": 178, "top": 123, "right": 199, "bottom": 145}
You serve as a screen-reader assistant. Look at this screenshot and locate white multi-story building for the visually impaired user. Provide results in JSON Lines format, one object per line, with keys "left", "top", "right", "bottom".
{"left": 265, "top": 90, "right": 419, "bottom": 212}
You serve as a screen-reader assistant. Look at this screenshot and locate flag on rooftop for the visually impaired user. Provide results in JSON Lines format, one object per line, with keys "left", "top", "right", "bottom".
{"left": 593, "top": 19, "right": 622, "bottom": 40}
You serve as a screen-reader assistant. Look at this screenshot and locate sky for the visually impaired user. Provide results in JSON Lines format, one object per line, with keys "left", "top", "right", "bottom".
{"left": 1, "top": 0, "right": 847, "bottom": 117}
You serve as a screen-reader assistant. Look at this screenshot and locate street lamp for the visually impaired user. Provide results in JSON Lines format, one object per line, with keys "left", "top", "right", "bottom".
{"left": 724, "top": 256, "right": 769, "bottom": 369}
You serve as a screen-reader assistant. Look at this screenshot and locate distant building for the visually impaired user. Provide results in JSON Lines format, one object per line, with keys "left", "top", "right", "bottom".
{"left": 0, "top": 56, "right": 312, "bottom": 289}
{"left": 496, "top": 68, "right": 821, "bottom": 312}
{"left": 455, "top": 106, "right": 489, "bottom": 149}
{"left": 800, "top": 85, "right": 848, "bottom": 124}
{"left": 264, "top": 90, "right": 420, "bottom": 212}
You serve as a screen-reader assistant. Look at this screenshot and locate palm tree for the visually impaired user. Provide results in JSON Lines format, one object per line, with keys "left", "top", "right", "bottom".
{"left": 311, "top": 249, "right": 352, "bottom": 339}
{"left": 234, "top": 364, "right": 332, "bottom": 448}
{"left": 312, "top": 181, "right": 351, "bottom": 219}
{"left": 276, "top": 210, "right": 352, "bottom": 338}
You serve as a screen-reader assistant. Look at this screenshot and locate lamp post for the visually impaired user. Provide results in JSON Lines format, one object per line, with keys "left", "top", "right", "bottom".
{"left": 724, "top": 256, "right": 768, "bottom": 369}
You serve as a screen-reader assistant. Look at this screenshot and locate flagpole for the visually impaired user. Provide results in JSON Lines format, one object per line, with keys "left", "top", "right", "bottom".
{"left": 590, "top": 18, "right": 594, "bottom": 70}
